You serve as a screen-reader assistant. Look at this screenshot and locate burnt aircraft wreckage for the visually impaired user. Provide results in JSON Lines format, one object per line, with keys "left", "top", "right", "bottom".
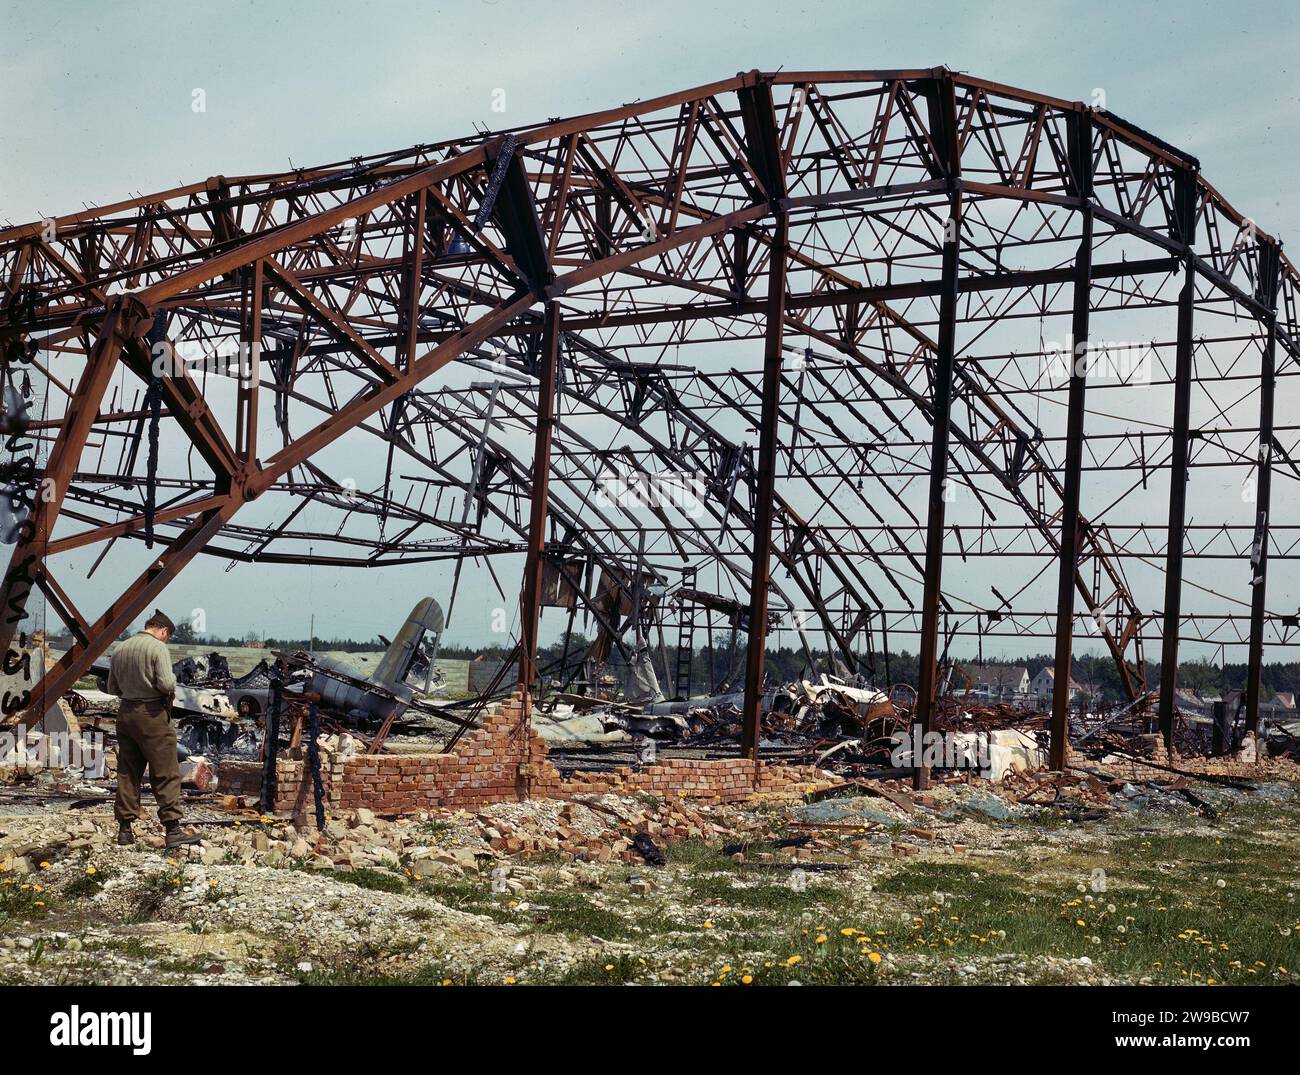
{"left": 74, "top": 598, "right": 448, "bottom": 758}
{"left": 3, "top": 68, "right": 1299, "bottom": 787}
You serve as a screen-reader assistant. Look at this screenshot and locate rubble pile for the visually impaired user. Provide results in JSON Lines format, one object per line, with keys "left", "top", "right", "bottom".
{"left": 267, "top": 793, "right": 749, "bottom": 871}
{"left": 690, "top": 676, "right": 897, "bottom": 746}
{"left": 3, "top": 748, "right": 1296, "bottom": 988}
{"left": 461, "top": 794, "right": 741, "bottom": 863}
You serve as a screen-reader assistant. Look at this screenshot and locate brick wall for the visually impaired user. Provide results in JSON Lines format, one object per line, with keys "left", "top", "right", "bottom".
{"left": 218, "top": 758, "right": 310, "bottom": 814}
{"left": 217, "top": 692, "right": 840, "bottom": 817}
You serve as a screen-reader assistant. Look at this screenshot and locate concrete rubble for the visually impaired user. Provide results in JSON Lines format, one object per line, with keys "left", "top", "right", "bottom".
{"left": 3, "top": 759, "right": 1296, "bottom": 987}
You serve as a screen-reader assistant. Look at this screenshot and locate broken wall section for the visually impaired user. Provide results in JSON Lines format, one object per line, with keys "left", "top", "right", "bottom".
{"left": 220, "top": 693, "right": 840, "bottom": 817}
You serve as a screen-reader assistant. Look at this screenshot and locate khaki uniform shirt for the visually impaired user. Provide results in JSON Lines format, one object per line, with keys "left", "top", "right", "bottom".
{"left": 106, "top": 632, "right": 177, "bottom": 701}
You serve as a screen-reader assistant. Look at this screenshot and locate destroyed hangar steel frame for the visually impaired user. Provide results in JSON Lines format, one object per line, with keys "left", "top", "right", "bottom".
{"left": 2, "top": 68, "right": 1297, "bottom": 785}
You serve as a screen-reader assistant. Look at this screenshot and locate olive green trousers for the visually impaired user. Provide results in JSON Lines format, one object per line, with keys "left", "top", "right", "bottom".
{"left": 114, "top": 699, "right": 182, "bottom": 825}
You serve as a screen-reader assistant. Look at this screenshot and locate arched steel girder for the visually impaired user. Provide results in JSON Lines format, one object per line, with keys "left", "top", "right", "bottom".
{"left": 2, "top": 68, "right": 1295, "bottom": 744}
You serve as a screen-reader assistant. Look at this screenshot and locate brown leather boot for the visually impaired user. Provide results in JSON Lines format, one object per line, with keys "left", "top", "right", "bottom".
{"left": 164, "top": 822, "right": 201, "bottom": 848}
{"left": 117, "top": 821, "right": 134, "bottom": 846}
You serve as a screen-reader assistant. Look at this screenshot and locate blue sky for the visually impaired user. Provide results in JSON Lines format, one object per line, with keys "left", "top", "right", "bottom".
{"left": 5, "top": 0, "right": 1297, "bottom": 235}
{"left": 3, "top": 0, "right": 1297, "bottom": 653}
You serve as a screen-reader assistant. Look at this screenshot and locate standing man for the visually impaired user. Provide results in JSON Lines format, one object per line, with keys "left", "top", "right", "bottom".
{"left": 106, "top": 610, "right": 200, "bottom": 848}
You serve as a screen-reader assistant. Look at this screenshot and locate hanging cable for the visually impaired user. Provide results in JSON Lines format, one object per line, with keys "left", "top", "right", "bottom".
{"left": 259, "top": 672, "right": 283, "bottom": 815}
{"left": 306, "top": 701, "right": 326, "bottom": 829}
{"left": 143, "top": 313, "right": 167, "bottom": 549}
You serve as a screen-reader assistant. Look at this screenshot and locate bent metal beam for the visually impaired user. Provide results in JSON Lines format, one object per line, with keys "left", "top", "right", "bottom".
{"left": 1, "top": 69, "right": 1296, "bottom": 770}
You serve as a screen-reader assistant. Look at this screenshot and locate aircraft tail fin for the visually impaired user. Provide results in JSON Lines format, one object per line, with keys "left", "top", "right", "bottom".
{"left": 370, "top": 597, "right": 445, "bottom": 693}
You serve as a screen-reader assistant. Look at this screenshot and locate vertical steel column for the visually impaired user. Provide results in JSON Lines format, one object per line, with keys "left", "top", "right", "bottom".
{"left": 740, "top": 215, "right": 789, "bottom": 758}
{"left": 912, "top": 189, "right": 962, "bottom": 790}
{"left": 518, "top": 302, "right": 562, "bottom": 718}
{"left": 910, "top": 74, "right": 962, "bottom": 791}
{"left": 1156, "top": 259, "right": 1197, "bottom": 752}
{"left": 401, "top": 189, "right": 427, "bottom": 372}
{"left": 1245, "top": 238, "right": 1281, "bottom": 741}
{"left": 1050, "top": 217, "right": 1093, "bottom": 767}
{"left": 1049, "top": 110, "right": 1093, "bottom": 771}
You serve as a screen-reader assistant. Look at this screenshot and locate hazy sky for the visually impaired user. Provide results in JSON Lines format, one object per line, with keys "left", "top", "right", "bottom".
{"left": 4, "top": 0, "right": 1298, "bottom": 653}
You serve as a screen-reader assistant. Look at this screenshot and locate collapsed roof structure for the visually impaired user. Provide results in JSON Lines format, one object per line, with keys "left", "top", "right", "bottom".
{"left": 2, "top": 67, "right": 1297, "bottom": 787}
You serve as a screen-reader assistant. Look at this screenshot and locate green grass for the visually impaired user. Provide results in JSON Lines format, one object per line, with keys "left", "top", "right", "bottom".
{"left": 316, "top": 867, "right": 408, "bottom": 894}
{"left": 683, "top": 871, "right": 848, "bottom": 913}
{"left": 289, "top": 958, "right": 469, "bottom": 986}
{"left": 414, "top": 819, "right": 456, "bottom": 841}
{"left": 0, "top": 877, "right": 50, "bottom": 926}
{"left": 705, "top": 934, "right": 886, "bottom": 986}
{"left": 272, "top": 933, "right": 468, "bottom": 986}
{"left": 7, "top": 774, "right": 1300, "bottom": 987}
{"left": 517, "top": 889, "right": 641, "bottom": 940}
{"left": 666, "top": 838, "right": 744, "bottom": 871}
{"left": 63, "top": 863, "right": 116, "bottom": 899}
{"left": 543, "top": 952, "right": 644, "bottom": 984}
{"left": 126, "top": 871, "right": 183, "bottom": 923}
{"left": 867, "top": 852, "right": 1300, "bottom": 985}
{"left": 417, "top": 878, "right": 517, "bottom": 923}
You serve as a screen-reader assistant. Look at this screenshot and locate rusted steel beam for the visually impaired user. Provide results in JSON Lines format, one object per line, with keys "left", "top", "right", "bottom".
{"left": 740, "top": 214, "right": 788, "bottom": 760}
{"left": 911, "top": 205, "right": 961, "bottom": 789}
{"left": 264, "top": 258, "right": 402, "bottom": 384}
{"left": 1157, "top": 258, "right": 1198, "bottom": 752}
{"left": 19, "top": 502, "right": 237, "bottom": 725}
{"left": 1245, "top": 238, "right": 1282, "bottom": 743}
{"left": 32, "top": 565, "right": 90, "bottom": 645}
{"left": 546, "top": 202, "right": 767, "bottom": 298}
{"left": 119, "top": 334, "right": 239, "bottom": 483}
{"left": 45, "top": 494, "right": 230, "bottom": 555}
{"left": 248, "top": 291, "right": 536, "bottom": 493}
{"left": 739, "top": 77, "right": 789, "bottom": 761}
{"left": 912, "top": 75, "right": 961, "bottom": 792}
{"left": 0, "top": 296, "right": 144, "bottom": 658}
{"left": 270, "top": 255, "right": 1174, "bottom": 349}
{"left": 1049, "top": 218, "right": 1092, "bottom": 768}
{"left": 400, "top": 189, "right": 426, "bottom": 371}
{"left": 133, "top": 150, "right": 489, "bottom": 306}
{"left": 235, "top": 258, "right": 263, "bottom": 462}
{"left": 518, "top": 302, "right": 562, "bottom": 708}
{"left": 1049, "top": 110, "right": 1094, "bottom": 771}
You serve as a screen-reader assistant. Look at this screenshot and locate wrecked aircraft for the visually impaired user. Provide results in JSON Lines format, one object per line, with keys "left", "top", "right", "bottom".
{"left": 79, "top": 597, "right": 447, "bottom": 758}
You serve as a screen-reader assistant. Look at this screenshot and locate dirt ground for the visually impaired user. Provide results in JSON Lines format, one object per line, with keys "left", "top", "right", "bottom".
{"left": 2, "top": 771, "right": 1298, "bottom": 987}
